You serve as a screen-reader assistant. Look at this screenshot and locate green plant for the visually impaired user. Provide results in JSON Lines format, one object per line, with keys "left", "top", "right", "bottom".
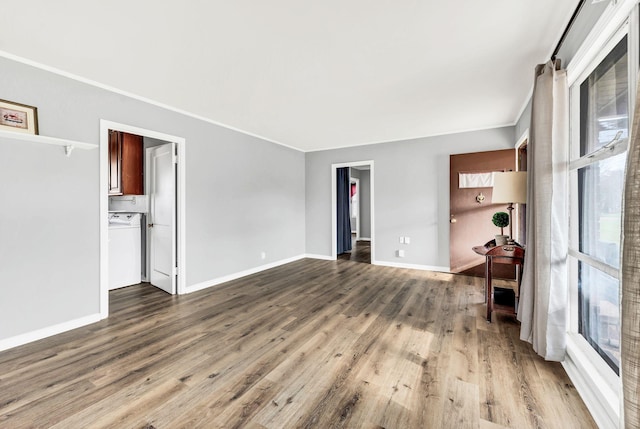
{"left": 492, "top": 212, "right": 509, "bottom": 235}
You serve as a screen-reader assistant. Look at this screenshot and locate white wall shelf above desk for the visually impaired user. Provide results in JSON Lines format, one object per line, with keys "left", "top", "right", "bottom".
{"left": 0, "top": 129, "right": 98, "bottom": 156}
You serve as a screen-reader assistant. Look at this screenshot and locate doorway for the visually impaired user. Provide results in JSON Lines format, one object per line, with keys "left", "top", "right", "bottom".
{"left": 449, "top": 149, "right": 516, "bottom": 278}
{"left": 331, "top": 161, "right": 374, "bottom": 263}
{"left": 99, "top": 120, "right": 186, "bottom": 318}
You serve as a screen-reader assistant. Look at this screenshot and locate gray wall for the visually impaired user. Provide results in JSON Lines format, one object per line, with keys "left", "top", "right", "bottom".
{"left": 0, "top": 57, "right": 305, "bottom": 341}
{"left": 143, "top": 136, "right": 168, "bottom": 150}
{"left": 515, "top": 98, "right": 532, "bottom": 142}
{"left": 0, "top": 139, "right": 97, "bottom": 339}
{"left": 359, "top": 170, "right": 371, "bottom": 239}
{"left": 514, "top": 1, "right": 609, "bottom": 136}
{"left": 305, "top": 127, "right": 515, "bottom": 268}
{"left": 348, "top": 167, "right": 371, "bottom": 238}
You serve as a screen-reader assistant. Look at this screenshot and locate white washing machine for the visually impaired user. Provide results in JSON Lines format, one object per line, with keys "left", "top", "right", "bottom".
{"left": 108, "top": 212, "right": 142, "bottom": 290}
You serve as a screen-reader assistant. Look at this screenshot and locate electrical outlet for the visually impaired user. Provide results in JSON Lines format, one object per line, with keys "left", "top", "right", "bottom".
{"left": 399, "top": 236, "right": 405, "bottom": 244}
{"left": 397, "top": 249, "right": 405, "bottom": 257}
{"left": 261, "top": 252, "right": 266, "bottom": 260}
{"left": 405, "top": 237, "right": 411, "bottom": 244}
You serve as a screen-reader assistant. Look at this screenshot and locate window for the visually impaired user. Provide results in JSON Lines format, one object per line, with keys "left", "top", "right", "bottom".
{"left": 570, "top": 35, "right": 629, "bottom": 375}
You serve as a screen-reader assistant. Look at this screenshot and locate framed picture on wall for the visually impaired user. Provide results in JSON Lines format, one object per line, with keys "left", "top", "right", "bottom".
{"left": 0, "top": 99, "right": 39, "bottom": 135}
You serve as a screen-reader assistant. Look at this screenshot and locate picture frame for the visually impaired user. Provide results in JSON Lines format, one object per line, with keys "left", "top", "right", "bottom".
{"left": 0, "top": 99, "right": 39, "bottom": 135}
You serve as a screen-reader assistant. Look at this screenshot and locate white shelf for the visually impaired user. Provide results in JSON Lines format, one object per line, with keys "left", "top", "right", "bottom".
{"left": 0, "top": 129, "right": 98, "bottom": 156}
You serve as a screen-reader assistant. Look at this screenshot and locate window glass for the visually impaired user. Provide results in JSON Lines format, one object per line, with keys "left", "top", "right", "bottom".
{"left": 578, "top": 262, "right": 620, "bottom": 374}
{"left": 575, "top": 34, "right": 628, "bottom": 375}
{"left": 577, "top": 152, "right": 626, "bottom": 268}
{"left": 579, "top": 36, "right": 628, "bottom": 156}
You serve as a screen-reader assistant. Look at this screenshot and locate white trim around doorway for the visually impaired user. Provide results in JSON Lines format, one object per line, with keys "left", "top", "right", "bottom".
{"left": 331, "top": 161, "right": 375, "bottom": 263}
{"left": 99, "top": 120, "right": 187, "bottom": 319}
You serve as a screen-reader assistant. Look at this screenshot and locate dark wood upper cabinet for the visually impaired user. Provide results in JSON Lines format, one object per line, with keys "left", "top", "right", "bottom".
{"left": 120, "top": 132, "right": 144, "bottom": 195}
{"left": 108, "top": 130, "right": 143, "bottom": 195}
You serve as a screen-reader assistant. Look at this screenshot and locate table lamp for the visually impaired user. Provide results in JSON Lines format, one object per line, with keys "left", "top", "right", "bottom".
{"left": 492, "top": 171, "right": 527, "bottom": 244}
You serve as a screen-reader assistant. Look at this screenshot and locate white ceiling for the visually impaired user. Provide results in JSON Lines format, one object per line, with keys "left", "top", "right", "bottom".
{"left": 0, "top": 1, "right": 578, "bottom": 152}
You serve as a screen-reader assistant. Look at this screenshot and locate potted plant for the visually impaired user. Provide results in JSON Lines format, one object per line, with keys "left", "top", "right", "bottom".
{"left": 492, "top": 211, "right": 510, "bottom": 245}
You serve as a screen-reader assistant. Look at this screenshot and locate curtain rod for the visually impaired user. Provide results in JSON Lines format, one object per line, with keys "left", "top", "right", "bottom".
{"left": 551, "top": 0, "right": 588, "bottom": 61}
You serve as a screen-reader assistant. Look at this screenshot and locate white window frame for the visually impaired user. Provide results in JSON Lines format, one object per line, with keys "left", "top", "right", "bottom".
{"left": 564, "top": 2, "right": 639, "bottom": 427}
{"left": 568, "top": 23, "right": 628, "bottom": 363}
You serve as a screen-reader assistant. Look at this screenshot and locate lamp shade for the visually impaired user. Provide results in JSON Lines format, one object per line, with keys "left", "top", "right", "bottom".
{"left": 492, "top": 171, "right": 527, "bottom": 204}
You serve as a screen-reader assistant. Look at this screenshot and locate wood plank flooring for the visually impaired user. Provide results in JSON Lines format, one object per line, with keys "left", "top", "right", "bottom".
{"left": 338, "top": 238, "right": 371, "bottom": 264}
{"left": 0, "top": 258, "right": 596, "bottom": 428}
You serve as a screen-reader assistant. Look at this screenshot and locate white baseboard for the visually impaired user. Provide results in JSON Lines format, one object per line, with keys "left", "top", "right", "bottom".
{"left": 185, "top": 254, "right": 307, "bottom": 293}
{"left": 304, "top": 253, "right": 335, "bottom": 261}
{"left": 185, "top": 255, "right": 452, "bottom": 295}
{"left": 357, "top": 237, "right": 371, "bottom": 242}
{"left": 372, "top": 260, "right": 450, "bottom": 272}
{"left": 303, "top": 255, "right": 450, "bottom": 273}
{"left": 0, "top": 313, "right": 102, "bottom": 353}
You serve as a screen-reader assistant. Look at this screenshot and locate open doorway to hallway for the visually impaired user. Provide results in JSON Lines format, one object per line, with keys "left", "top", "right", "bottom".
{"left": 332, "top": 161, "right": 374, "bottom": 264}
{"left": 339, "top": 166, "right": 372, "bottom": 263}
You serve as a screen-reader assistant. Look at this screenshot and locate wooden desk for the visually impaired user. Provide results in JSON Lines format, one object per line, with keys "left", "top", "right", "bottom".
{"left": 472, "top": 242, "right": 525, "bottom": 322}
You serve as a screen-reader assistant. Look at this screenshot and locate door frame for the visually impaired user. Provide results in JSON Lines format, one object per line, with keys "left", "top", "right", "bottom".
{"left": 331, "top": 161, "right": 375, "bottom": 262}
{"left": 514, "top": 129, "right": 529, "bottom": 244}
{"left": 99, "top": 120, "right": 186, "bottom": 318}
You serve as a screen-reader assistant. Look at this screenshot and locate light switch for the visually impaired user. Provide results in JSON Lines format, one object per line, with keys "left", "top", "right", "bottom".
{"left": 405, "top": 237, "right": 411, "bottom": 244}
{"left": 399, "top": 236, "right": 405, "bottom": 244}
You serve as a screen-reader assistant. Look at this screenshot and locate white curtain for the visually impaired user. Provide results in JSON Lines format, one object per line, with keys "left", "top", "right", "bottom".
{"left": 517, "top": 60, "right": 569, "bottom": 361}
{"left": 621, "top": 76, "right": 640, "bottom": 429}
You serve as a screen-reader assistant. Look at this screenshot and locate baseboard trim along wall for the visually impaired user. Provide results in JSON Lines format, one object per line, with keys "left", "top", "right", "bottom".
{"left": 373, "top": 260, "right": 450, "bottom": 273}
{"left": 185, "top": 255, "right": 307, "bottom": 294}
{"left": 304, "top": 254, "right": 335, "bottom": 261}
{"left": 0, "top": 313, "right": 102, "bottom": 353}
{"left": 305, "top": 254, "right": 451, "bottom": 272}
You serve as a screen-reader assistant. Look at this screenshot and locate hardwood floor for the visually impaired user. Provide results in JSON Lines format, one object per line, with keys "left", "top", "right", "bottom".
{"left": 0, "top": 259, "right": 595, "bottom": 428}
{"left": 338, "top": 239, "right": 371, "bottom": 264}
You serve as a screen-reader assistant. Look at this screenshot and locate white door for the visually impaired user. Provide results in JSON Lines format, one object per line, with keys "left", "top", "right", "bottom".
{"left": 147, "top": 143, "right": 176, "bottom": 294}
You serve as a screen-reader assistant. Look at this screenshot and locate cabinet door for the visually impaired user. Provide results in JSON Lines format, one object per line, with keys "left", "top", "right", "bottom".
{"left": 121, "top": 132, "right": 144, "bottom": 195}
{"left": 108, "top": 130, "right": 122, "bottom": 195}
